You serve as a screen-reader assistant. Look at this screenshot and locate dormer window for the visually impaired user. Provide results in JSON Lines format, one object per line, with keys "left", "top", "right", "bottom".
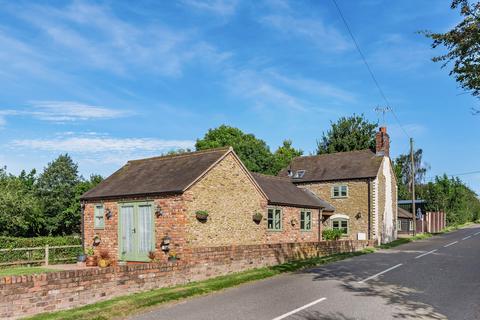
{"left": 293, "top": 170, "right": 305, "bottom": 179}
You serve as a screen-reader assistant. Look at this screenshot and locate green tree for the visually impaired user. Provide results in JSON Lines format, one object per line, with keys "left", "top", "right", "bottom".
{"left": 316, "top": 114, "right": 378, "bottom": 154}
{"left": 0, "top": 167, "right": 44, "bottom": 236}
{"left": 422, "top": 174, "right": 480, "bottom": 224}
{"left": 196, "top": 125, "right": 274, "bottom": 174}
{"left": 271, "top": 140, "right": 303, "bottom": 175}
{"left": 393, "top": 149, "right": 430, "bottom": 199}
{"left": 36, "top": 154, "right": 80, "bottom": 235}
{"left": 62, "top": 174, "right": 103, "bottom": 235}
{"left": 423, "top": 0, "right": 480, "bottom": 110}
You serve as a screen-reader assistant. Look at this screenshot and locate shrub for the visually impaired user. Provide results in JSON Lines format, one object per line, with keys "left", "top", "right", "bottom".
{"left": 322, "top": 229, "right": 343, "bottom": 241}
{"left": 0, "top": 235, "right": 82, "bottom": 266}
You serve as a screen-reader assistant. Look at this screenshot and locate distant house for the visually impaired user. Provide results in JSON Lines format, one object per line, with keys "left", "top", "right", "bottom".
{"left": 279, "top": 127, "right": 398, "bottom": 244}
{"left": 80, "top": 147, "right": 333, "bottom": 263}
{"left": 397, "top": 206, "right": 414, "bottom": 235}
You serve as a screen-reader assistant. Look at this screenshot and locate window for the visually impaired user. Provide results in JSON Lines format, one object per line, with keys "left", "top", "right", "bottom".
{"left": 332, "top": 185, "right": 348, "bottom": 198}
{"left": 300, "top": 210, "right": 312, "bottom": 231}
{"left": 267, "top": 208, "right": 282, "bottom": 231}
{"left": 332, "top": 218, "right": 348, "bottom": 234}
{"left": 293, "top": 170, "right": 305, "bottom": 179}
{"left": 397, "top": 220, "right": 402, "bottom": 231}
{"left": 94, "top": 205, "right": 105, "bottom": 229}
{"left": 409, "top": 220, "right": 414, "bottom": 231}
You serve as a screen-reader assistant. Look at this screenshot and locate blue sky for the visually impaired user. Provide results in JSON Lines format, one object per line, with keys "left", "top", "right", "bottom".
{"left": 0, "top": 0, "right": 479, "bottom": 194}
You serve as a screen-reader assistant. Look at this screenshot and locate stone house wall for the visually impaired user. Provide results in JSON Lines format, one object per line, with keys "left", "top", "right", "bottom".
{"left": 298, "top": 180, "right": 371, "bottom": 241}
{"left": 183, "top": 153, "right": 268, "bottom": 247}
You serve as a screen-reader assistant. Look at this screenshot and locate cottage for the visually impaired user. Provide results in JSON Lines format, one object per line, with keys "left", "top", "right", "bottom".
{"left": 397, "top": 206, "right": 414, "bottom": 235}
{"left": 279, "top": 127, "right": 398, "bottom": 244}
{"left": 80, "top": 147, "right": 334, "bottom": 263}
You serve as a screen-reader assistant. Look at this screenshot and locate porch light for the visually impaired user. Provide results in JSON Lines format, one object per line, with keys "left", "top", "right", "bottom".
{"left": 155, "top": 205, "right": 164, "bottom": 217}
{"left": 161, "top": 236, "right": 171, "bottom": 252}
{"left": 105, "top": 208, "right": 113, "bottom": 220}
{"left": 355, "top": 212, "right": 362, "bottom": 219}
{"left": 162, "top": 236, "right": 171, "bottom": 245}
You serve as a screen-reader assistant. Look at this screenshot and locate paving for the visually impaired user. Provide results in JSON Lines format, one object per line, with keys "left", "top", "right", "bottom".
{"left": 130, "top": 225, "right": 480, "bottom": 320}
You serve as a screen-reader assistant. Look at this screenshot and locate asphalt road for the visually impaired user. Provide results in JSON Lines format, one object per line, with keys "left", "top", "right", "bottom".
{"left": 130, "top": 224, "right": 480, "bottom": 320}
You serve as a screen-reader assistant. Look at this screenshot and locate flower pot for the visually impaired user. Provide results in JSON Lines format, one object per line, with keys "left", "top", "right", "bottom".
{"left": 77, "top": 254, "right": 87, "bottom": 262}
{"left": 195, "top": 212, "right": 208, "bottom": 222}
{"left": 98, "top": 259, "right": 109, "bottom": 268}
{"left": 86, "top": 256, "right": 97, "bottom": 267}
{"left": 168, "top": 257, "right": 178, "bottom": 262}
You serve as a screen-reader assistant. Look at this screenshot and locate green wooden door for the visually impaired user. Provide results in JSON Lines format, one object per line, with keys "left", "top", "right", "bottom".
{"left": 119, "top": 202, "right": 154, "bottom": 262}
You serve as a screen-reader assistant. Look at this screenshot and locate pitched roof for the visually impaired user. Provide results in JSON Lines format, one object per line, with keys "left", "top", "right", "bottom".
{"left": 251, "top": 173, "right": 335, "bottom": 211}
{"left": 278, "top": 149, "right": 383, "bottom": 183}
{"left": 398, "top": 206, "right": 414, "bottom": 219}
{"left": 81, "top": 147, "right": 231, "bottom": 200}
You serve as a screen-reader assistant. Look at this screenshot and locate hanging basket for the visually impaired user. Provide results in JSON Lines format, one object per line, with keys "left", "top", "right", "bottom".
{"left": 252, "top": 212, "right": 263, "bottom": 224}
{"left": 195, "top": 210, "right": 209, "bottom": 222}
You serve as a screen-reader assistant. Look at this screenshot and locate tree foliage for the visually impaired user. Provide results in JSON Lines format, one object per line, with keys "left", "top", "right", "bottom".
{"left": 393, "top": 149, "right": 430, "bottom": 199}
{"left": 196, "top": 125, "right": 303, "bottom": 175}
{"left": 0, "top": 156, "right": 103, "bottom": 237}
{"left": 423, "top": 1, "right": 480, "bottom": 105}
{"left": 316, "top": 114, "right": 378, "bottom": 154}
{"left": 196, "top": 125, "right": 275, "bottom": 174}
{"left": 271, "top": 140, "right": 303, "bottom": 175}
{"left": 421, "top": 175, "right": 480, "bottom": 224}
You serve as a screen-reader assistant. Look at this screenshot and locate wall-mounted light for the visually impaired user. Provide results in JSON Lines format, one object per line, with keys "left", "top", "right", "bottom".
{"left": 161, "top": 236, "right": 171, "bottom": 252}
{"left": 105, "top": 208, "right": 113, "bottom": 220}
{"left": 155, "top": 205, "right": 164, "bottom": 217}
{"left": 355, "top": 212, "right": 362, "bottom": 219}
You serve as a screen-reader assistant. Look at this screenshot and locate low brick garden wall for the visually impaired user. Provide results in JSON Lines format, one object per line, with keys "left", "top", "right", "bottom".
{"left": 0, "top": 240, "right": 373, "bottom": 319}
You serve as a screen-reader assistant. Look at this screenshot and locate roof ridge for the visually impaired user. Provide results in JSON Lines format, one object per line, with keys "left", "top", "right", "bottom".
{"left": 293, "top": 149, "right": 374, "bottom": 160}
{"left": 251, "top": 172, "right": 292, "bottom": 181}
{"left": 128, "top": 146, "right": 231, "bottom": 163}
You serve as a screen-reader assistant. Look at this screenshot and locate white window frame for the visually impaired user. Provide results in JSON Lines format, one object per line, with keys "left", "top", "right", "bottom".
{"left": 94, "top": 204, "right": 105, "bottom": 229}
{"left": 409, "top": 220, "right": 414, "bottom": 231}
{"left": 331, "top": 185, "right": 348, "bottom": 198}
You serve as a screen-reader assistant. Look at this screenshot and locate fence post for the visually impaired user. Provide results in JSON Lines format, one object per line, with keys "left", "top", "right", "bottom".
{"left": 45, "top": 245, "right": 49, "bottom": 266}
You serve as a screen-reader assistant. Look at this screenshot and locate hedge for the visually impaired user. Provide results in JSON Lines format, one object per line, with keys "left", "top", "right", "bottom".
{"left": 0, "top": 236, "right": 82, "bottom": 267}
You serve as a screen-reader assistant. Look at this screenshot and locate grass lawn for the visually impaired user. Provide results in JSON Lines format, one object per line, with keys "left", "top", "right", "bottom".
{"left": 0, "top": 266, "right": 58, "bottom": 277}
{"left": 26, "top": 249, "right": 374, "bottom": 320}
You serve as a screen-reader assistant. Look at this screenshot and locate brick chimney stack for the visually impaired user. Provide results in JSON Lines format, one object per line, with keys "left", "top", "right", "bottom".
{"left": 375, "top": 127, "right": 390, "bottom": 157}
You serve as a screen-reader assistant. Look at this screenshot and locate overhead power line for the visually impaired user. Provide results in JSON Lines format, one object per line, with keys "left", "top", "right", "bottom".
{"left": 331, "top": 0, "right": 410, "bottom": 139}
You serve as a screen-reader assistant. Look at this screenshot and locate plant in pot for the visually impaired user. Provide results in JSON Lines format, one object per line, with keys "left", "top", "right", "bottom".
{"left": 77, "top": 251, "right": 87, "bottom": 263}
{"left": 168, "top": 250, "right": 178, "bottom": 262}
{"left": 98, "top": 249, "right": 110, "bottom": 268}
{"left": 252, "top": 212, "right": 263, "bottom": 224}
{"left": 85, "top": 247, "right": 97, "bottom": 267}
{"left": 148, "top": 251, "right": 156, "bottom": 262}
{"left": 195, "top": 210, "right": 209, "bottom": 222}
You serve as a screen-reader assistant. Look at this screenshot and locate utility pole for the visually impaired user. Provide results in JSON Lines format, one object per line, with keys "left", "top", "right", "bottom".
{"left": 410, "top": 138, "right": 416, "bottom": 236}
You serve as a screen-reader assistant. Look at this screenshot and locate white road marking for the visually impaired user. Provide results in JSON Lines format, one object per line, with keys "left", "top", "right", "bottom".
{"left": 358, "top": 264, "right": 403, "bottom": 283}
{"left": 271, "top": 297, "right": 327, "bottom": 320}
{"left": 444, "top": 241, "right": 458, "bottom": 247}
{"left": 415, "top": 249, "right": 437, "bottom": 259}
{"left": 462, "top": 236, "right": 472, "bottom": 240}
{"left": 474, "top": 232, "right": 480, "bottom": 236}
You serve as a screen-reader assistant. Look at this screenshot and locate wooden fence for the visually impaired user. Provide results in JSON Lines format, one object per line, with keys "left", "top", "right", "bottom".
{"left": 0, "top": 245, "right": 82, "bottom": 267}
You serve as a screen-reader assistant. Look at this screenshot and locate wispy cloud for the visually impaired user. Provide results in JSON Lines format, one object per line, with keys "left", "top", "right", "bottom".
{"left": 181, "top": 0, "right": 238, "bottom": 16}
{"left": 0, "top": 101, "right": 131, "bottom": 124}
{"left": 260, "top": 14, "right": 351, "bottom": 52}
{"left": 224, "top": 68, "right": 354, "bottom": 112}
{"left": 11, "top": 136, "right": 194, "bottom": 153}
{"left": 8, "top": 2, "right": 226, "bottom": 77}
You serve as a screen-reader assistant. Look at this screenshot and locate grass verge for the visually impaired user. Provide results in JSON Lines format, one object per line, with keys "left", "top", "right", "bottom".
{"left": 26, "top": 249, "right": 373, "bottom": 320}
{"left": 0, "top": 267, "right": 58, "bottom": 277}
